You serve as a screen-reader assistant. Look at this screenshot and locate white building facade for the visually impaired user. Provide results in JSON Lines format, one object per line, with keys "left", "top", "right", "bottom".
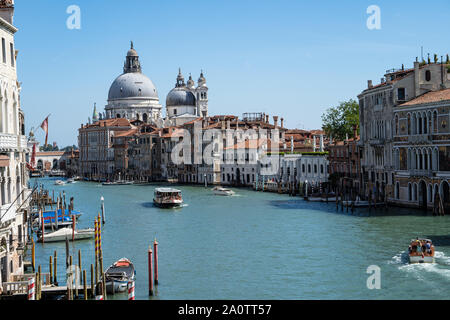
{"left": 0, "top": 1, "right": 31, "bottom": 288}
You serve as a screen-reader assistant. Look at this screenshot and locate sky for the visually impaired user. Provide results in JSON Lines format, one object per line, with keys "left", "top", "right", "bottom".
{"left": 13, "top": 0, "right": 450, "bottom": 147}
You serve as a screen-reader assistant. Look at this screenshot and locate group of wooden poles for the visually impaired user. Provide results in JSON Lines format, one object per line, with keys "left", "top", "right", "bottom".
{"left": 29, "top": 212, "right": 158, "bottom": 300}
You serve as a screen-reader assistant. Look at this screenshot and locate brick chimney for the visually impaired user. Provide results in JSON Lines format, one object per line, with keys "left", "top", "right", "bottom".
{"left": 265, "top": 114, "right": 269, "bottom": 123}
{"left": 368, "top": 80, "right": 373, "bottom": 89}
{"left": 280, "top": 118, "right": 284, "bottom": 129}
{"left": 273, "top": 116, "right": 278, "bottom": 128}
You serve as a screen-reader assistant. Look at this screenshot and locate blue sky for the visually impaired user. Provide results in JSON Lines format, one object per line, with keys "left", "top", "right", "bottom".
{"left": 14, "top": 0, "right": 450, "bottom": 147}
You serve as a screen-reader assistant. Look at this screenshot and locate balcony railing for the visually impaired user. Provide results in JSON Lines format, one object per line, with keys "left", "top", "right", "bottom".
{"left": 0, "top": 133, "right": 29, "bottom": 151}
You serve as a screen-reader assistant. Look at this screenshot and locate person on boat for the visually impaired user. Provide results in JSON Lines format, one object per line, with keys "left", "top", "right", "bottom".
{"left": 426, "top": 241, "right": 432, "bottom": 255}
{"left": 408, "top": 245, "right": 412, "bottom": 254}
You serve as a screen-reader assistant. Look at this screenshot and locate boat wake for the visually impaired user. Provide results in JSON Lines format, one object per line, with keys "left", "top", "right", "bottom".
{"left": 389, "top": 250, "right": 450, "bottom": 282}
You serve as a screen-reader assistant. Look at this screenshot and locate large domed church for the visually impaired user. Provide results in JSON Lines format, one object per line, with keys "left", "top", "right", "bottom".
{"left": 95, "top": 43, "right": 208, "bottom": 127}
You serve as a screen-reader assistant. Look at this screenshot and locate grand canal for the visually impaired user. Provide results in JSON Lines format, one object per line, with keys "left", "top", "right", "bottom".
{"left": 31, "top": 177, "right": 450, "bottom": 300}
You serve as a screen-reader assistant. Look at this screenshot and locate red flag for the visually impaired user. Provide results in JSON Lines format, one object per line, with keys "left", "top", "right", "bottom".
{"left": 40, "top": 117, "right": 48, "bottom": 146}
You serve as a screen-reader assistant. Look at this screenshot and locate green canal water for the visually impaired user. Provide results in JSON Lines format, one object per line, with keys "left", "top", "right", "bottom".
{"left": 31, "top": 177, "right": 450, "bottom": 300}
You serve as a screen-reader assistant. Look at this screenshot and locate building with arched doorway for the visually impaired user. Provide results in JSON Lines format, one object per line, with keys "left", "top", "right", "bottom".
{"left": 392, "top": 88, "right": 450, "bottom": 214}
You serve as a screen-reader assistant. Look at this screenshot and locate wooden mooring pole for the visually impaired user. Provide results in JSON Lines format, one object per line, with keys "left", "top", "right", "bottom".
{"left": 83, "top": 270, "right": 87, "bottom": 300}
{"left": 148, "top": 246, "right": 153, "bottom": 296}
{"left": 54, "top": 250, "right": 58, "bottom": 285}
{"left": 31, "top": 238, "right": 35, "bottom": 272}
{"left": 154, "top": 239, "right": 158, "bottom": 285}
{"left": 90, "top": 264, "right": 94, "bottom": 298}
{"left": 49, "top": 256, "right": 53, "bottom": 285}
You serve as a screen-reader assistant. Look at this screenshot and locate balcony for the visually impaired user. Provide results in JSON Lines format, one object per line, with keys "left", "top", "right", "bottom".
{"left": 410, "top": 169, "right": 433, "bottom": 178}
{"left": 0, "top": 133, "right": 29, "bottom": 152}
{"left": 407, "top": 134, "right": 432, "bottom": 144}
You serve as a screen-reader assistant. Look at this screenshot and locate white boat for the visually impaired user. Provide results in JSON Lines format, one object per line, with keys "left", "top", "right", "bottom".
{"left": 341, "top": 200, "right": 370, "bottom": 207}
{"left": 66, "top": 178, "right": 75, "bottom": 184}
{"left": 153, "top": 188, "right": 183, "bottom": 208}
{"left": 409, "top": 239, "right": 435, "bottom": 264}
{"left": 213, "top": 186, "right": 235, "bottom": 196}
{"left": 54, "top": 180, "right": 65, "bottom": 186}
{"left": 105, "top": 258, "right": 135, "bottom": 293}
{"left": 307, "top": 196, "right": 322, "bottom": 202}
{"left": 102, "top": 180, "right": 134, "bottom": 186}
{"left": 37, "top": 227, "right": 95, "bottom": 243}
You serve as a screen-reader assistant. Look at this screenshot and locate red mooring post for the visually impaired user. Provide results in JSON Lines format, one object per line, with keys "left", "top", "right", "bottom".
{"left": 153, "top": 239, "right": 158, "bottom": 285}
{"left": 148, "top": 247, "right": 153, "bottom": 296}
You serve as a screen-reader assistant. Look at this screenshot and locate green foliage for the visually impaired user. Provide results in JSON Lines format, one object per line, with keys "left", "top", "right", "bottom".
{"left": 39, "top": 144, "right": 59, "bottom": 151}
{"left": 60, "top": 145, "right": 78, "bottom": 152}
{"left": 321, "top": 99, "right": 359, "bottom": 141}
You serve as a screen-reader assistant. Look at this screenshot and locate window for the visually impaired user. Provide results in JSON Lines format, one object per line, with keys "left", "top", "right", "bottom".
{"left": 425, "top": 70, "right": 431, "bottom": 82}
{"left": 10, "top": 43, "right": 14, "bottom": 67}
{"left": 1, "top": 38, "right": 5, "bottom": 63}
{"left": 397, "top": 88, "right": 406, "bottom": 101}
{"left": 173, "top": 109, "right": 177, "bottom": 115}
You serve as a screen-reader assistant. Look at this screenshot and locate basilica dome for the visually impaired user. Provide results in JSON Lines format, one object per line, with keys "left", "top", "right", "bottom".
{"left": 166, "top": 87, "right": 196, "bottom": 107}
{"left": 108, "top": 72, "right": 159, "bottom": 101}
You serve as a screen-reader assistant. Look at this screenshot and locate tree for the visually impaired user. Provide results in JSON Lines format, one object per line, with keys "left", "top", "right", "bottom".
{"left": 321, "top": 99, "right": 359, "bottom": 141}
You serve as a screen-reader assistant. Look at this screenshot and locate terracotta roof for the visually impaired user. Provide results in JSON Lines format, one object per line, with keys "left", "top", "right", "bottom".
{"left": 36, "top": 151, "right": 65, "bottom": 156}
{"left": 114, "top": 129, "right": 138, "bottom": 137}
{"left": 224, "top": 138, "right": 269, "bottom": 150}
{"left": 400, "top": 88, "right": 450, "bottom": 106}
{"left": 83, "top": 118, "right": 131, "bottom": 129}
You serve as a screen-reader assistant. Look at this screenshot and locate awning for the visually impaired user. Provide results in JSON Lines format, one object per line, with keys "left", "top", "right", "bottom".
{"left": 0, "top": 155, "right": 10, "bottom": 167}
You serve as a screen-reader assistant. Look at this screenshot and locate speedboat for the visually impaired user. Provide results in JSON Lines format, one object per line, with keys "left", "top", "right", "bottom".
{"left": 153, "top": 188, "right": 183, "bottom": 208}
{"left": 105, "top": 258, "right": 135, "bottom": 293}
{"left": 213, "top": 186, "right": 235, "bottom": 196}
{"left": 37, "top": 227, "right": 94, "bottom": 243}
{"left": 54, "top": 180, "right": 65, "bottom": 186}
{"left": 408, "top": 239, "right": 435, "bottom": 264}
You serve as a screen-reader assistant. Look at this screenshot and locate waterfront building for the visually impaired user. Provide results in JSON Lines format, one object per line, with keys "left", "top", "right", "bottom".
{"left": 78, "top": 118, "right": 133, "bottom": 180}
{"left": 0, "top": 0, "right": 31, "bottom": 288}
{"left": 358, "top": 58, "right": 450, "bottom": 203}
{"left": 392, "top": 88, "right": 450, "bottom": 213}
{"left": 327, "top": 129, "right": 362, "bottom": 195}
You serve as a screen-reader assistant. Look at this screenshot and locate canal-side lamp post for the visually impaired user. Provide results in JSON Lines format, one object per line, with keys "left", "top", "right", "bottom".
{"left": 204, "top": 174, "right": 207, "bottom": 188}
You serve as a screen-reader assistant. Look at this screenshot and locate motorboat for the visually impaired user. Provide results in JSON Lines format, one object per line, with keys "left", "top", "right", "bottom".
{"left": 66, "top": 178, "right": 75, "bottom": 184}
{"left": 105, "top": 258, "right": 135, "bottom": 293}
{"left": 37, "top": 227, "right": 94, "bottom": 243}
{"left": 341, "top": 197, "right": 370, "bottom": 207}
{"left": 54, "top": 180, "right": 65, "bottom": 186}
{"left": 213, "top": 186, "right": 235, "bottom": 196}
{"left": 153, "top": 188, "right": 183, "bottom": 208}
{"left": 408, "top": 239, "right": 435, "bottom": 264}
{"left": 102, "top": 180, "right": 134, "bottom": 186}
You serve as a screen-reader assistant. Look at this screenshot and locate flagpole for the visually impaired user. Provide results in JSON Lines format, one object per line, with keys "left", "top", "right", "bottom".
{"left": 30, "top": 114, "right": 51, "bottom": 136}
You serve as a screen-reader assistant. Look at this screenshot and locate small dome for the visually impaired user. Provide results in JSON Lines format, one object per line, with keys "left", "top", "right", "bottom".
{"left": 166, "top": 87, "right": 196, "bottom": 107}
{"left": 127, "top": 48, "right": 138, "bottom": 57}
{"left": 108, "top": 72, "right": 159, "bottom": 101}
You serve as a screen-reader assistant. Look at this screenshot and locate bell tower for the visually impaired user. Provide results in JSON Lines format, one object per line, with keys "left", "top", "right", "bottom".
{"left": 0, "top": 0, "right": 14, "bottom": 25}
{"left": 196, "top": 70, "right": 208, "bottom": 117}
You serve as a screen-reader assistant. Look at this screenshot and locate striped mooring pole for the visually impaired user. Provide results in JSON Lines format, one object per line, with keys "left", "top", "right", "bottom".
{"left": 127, "top": 281, "right": 135, "bottom": 300}
{"left": 27, "top": 277, "right": 35, "bottom": 300}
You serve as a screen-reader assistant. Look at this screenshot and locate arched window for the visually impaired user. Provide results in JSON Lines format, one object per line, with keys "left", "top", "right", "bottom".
{"left": 395, "top": 115, "right": 399, "bottom": 135}
{"left": 143, "top": 113, "right": 148, "bottom": 123}
{"left": 395, "top": 182, "right": 400, "bottom": 200}
{"left": 433, "top": 110, "right": 438, "bottom": 133}
{"left": 314, "top": 164, "right": 317, "bottom": 173}
{"left": 407, "top": 114, "right": 411, "bottom": 135}
{"left": 116, "top": 114, "right": 121, "bottom": 118}
{"left": 408, "top": 183, "right": 412, "bottom": 201}
{"left": 425, "top": 70, "right": 431, "bottom": 81}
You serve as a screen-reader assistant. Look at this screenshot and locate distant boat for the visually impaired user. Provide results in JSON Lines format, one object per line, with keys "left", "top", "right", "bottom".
{"left": 102, "top": 180, "right": 134, "bottom": 186}
{"left": 341, "top": 199, "right": 370, "bottom": 207}
{"left": 66, "top": 178, "right": 75, "bottom": 184}
{"left": 409, "top": 239, "right": 435, "bottom": 264}
{"left": 37, "top": 227, "right": 94, "bottom": 243}
{"left": 105, "top": 258, "right": 135, "bottom": 293}
{"left": 153, "top": 188, "right": 183, "bottom": 208}
{"left": 213, "top": 186, "right": 235, "bottom": 196}
{"left": 54, "top": 180, "right": 65, "bottom": 186}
